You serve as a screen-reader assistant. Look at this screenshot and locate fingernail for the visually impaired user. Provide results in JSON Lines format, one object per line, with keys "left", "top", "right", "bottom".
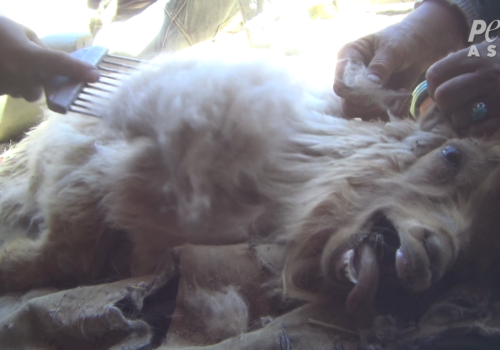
{"left": 367, "top": 74, "right": 382, "bottom": 85}
{"left": 87, "top": 68, "right": 101, "bottom": 82}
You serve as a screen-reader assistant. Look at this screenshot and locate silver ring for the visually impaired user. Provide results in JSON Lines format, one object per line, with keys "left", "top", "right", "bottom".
{"left": 472, "top": 102, "right": 488, "bottom": 122}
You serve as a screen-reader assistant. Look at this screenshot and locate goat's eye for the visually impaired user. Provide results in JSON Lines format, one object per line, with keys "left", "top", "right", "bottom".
{"left": 440, "top": 145, "right": 461, "bottom": 168}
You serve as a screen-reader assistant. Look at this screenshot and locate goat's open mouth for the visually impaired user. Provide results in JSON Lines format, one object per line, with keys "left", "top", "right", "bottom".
{"left": 333, "top": 214, "right": 401, "bottom": 313}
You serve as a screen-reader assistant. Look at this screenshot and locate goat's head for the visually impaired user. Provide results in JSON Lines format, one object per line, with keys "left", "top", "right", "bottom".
{"left": 286, "top": 133, "right": 500, "bottom": 323}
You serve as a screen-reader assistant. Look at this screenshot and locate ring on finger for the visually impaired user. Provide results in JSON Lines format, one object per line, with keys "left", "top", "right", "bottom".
{"left": 472, "top": 102, "right": 488, "bottom": 122}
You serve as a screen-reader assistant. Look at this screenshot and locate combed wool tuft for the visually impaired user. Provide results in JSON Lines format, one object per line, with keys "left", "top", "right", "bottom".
{"left": 182, "top": 286, "right": 249, "bottom": 341}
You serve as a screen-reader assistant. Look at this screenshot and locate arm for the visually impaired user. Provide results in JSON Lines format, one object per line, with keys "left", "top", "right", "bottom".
{"left": 0, "top": 17, "right": 100, "bottom": 102}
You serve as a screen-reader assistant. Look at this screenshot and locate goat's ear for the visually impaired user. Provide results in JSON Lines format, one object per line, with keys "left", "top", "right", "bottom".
{"left": 388, "top": 93, "right": 412, "bottom": 121}
{"left": 487, "top": 128, "right": 500, "bottom": 142}
{"left": 484, "top": 132, "right": 500, "bottom": 163}
{"left": 418, "top": 105, "right": 455, "bottom": 133}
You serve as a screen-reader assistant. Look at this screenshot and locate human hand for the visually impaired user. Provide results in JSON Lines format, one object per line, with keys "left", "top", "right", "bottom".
{"left": 334, "top": 23, "right": 427, "bottom": 121}
{"left": 334, "top": 1, "right": 465, "bottom": 120}
{"left": 0, "top": 17, "right": 100, "bottom": 102}
{"left": 427, "top": 38, "right": 500, "bottom": 137}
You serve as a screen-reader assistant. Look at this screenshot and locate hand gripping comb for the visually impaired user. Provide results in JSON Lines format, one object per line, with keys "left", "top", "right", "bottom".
{"left": 44, "top": 46, "right": 146, "bottom": 116}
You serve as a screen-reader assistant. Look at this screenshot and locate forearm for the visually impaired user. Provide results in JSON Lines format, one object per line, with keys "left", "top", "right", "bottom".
{"left": 417, "top": 0, "right": 500, "bottom": 44}
{"left": 410, "top": 0, "right": 467, "bottom": 55}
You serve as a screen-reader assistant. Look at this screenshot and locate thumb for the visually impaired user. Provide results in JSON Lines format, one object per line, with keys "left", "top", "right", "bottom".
{"left": 364, "top": 49, "right": 397, "bottom": 87}
{"left": 32, "top": 46, "right": 100, "bottom": 83}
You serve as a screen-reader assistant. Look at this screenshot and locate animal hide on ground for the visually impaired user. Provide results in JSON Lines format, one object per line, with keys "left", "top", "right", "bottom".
{"left": 1, "top": 54, "right": 500, "bottom": 349}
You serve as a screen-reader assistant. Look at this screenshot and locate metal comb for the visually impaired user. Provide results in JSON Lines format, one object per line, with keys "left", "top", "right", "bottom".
{"left": 44, "top": 46, "right": 146, "bottom": 117}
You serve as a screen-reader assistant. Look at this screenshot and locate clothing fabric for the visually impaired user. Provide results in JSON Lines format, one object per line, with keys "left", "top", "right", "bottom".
{"left": 468, "top": 0, "right": 500, "bottom": 25}
{"left": 91, "top": 0, "right": 266, "bottom": 56}
{"left": 419, "top": 0, "right": 500, "bottom": 27}
{"left": 150, "top": 0, "right": 248, "bottom": 53}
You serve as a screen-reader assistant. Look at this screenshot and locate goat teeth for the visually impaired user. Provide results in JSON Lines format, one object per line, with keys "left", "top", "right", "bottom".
{"left": 342, "top": 250, "right": 358, "bottom": 284}
{"left": 395, "top": 248, "right": 408, "bottom": 279}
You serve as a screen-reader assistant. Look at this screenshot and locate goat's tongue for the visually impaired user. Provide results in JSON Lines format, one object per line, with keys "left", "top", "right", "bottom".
{"left": 346, "top": 243, "right": 379, "bottom": 313}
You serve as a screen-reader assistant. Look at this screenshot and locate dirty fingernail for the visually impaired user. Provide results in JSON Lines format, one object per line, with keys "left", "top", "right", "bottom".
{"left": 367, "top": 74, "right": 382, "bottom": 85}
{"left": 87, "top": 68, "right": 101, "bottom": 82}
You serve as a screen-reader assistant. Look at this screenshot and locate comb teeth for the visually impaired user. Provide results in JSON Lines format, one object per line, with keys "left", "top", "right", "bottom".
{"left": 44, "top": 46, "right": 146, "bottom": 116}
